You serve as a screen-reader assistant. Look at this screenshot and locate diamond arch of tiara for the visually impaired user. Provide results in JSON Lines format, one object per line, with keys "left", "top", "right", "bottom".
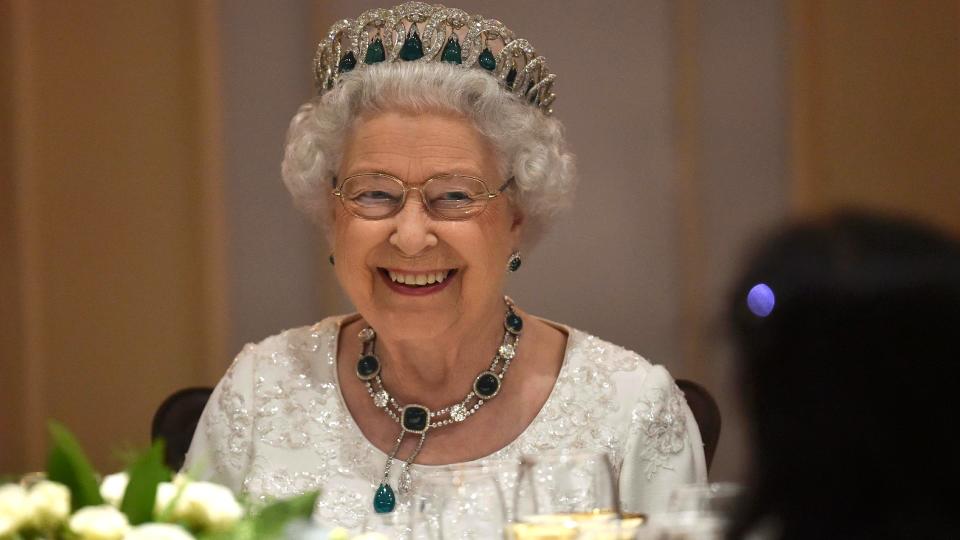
{"left": 313, "top": 1, "right": 557, "bottom": 115}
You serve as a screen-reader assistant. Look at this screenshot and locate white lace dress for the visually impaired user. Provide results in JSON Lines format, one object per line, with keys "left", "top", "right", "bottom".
{"left": 184, "top": 315, "right": 707, "bottom": 531}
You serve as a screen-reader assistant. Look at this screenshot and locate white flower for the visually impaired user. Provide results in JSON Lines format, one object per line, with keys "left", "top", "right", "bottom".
{"left": 154, "top": 482, "right": 177, "bottom": 517}
{"left": 69, "top": 504, "right": 131, "bottom": 540}
{"left": 0, "top": 484, "right": 30, "bottom": 531}
{"left": 124, "top": 523, "right": 195, "bottom": 540}
{"left": 171, "top": 481, "right": 243, "bottom": 532}
{"left": 153, "top": 474, "right": 190, "bottom": 517}
{"left": 154, "top": 478, "right": 242, "bottom": 533}
{"left": 27, "top": 480, "right": 70, "bottom": 529}
{"left": 0, "top": 514, "right": 16, "bottom": 538}
{"left": 100, "top": 472, "right": 130, "bottom": 507}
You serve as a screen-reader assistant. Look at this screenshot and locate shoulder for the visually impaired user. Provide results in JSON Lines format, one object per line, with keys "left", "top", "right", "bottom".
{"left": 513, "top": 324, "right": 685, "bottom": 455}
{"left": 562, "top": 326, "right": 662, "bottom": 386}
{"left": 562, "top": 326, "right": 693, "bottom": 462}
{"left": 562, "top": 327, "right": 686, "bottom": 426}
{"left": 558, "top": 328, "right": 706, "bottom": 510}
{"left": 237, "top": 314, "right": 346, "bottom": 359}
{"left": 213, "top": 315, "right": 350, "bottom": 394}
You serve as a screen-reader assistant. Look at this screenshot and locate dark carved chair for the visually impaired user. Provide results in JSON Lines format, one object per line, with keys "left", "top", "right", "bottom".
{"left": 151, "top": 386, "right": 213, "bottom": 471}
{"left": 153, "top": 379, "right": 721, "bottom": 473}
{"left": 676, "top": 378, "right": 721, "bottom": 472}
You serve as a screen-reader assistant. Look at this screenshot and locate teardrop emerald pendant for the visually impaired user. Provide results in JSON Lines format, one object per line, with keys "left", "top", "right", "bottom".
{"left": 373, "top": 483, "right": 396, "bottom": 513}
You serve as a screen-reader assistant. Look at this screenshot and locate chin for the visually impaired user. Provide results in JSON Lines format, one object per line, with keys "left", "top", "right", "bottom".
{"left": 373, "top": 309, "right": 457, "bottom": 341}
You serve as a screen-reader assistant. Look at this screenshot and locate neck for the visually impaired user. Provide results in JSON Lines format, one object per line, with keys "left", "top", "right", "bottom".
{"left": 370, "top": 301, "right": 510, "bottom": 409}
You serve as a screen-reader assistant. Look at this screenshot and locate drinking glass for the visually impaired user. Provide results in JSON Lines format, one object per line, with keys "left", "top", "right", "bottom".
{"left": 666, "top": 482, "right": 742, "bottom": 516}
{"left": 510, "top": 450, "right": 620, "bottom": 539}
{"left": 409, "top": 463, "right": 510, "bottom": 540}
{"left": 643, "top": 482, "right": 744, "bottom": 539}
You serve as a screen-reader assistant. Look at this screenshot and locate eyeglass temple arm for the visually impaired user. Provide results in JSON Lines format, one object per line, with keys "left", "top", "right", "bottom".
{"left": 495, "top": 177, "right": 515, "bottom": 195}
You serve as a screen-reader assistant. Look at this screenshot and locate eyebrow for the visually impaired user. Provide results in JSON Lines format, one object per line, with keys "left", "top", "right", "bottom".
{"left": 339, "top": 169, "right": 487, "bottom": 181}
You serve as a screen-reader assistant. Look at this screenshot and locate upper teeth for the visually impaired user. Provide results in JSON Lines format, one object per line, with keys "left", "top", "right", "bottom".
{"left": 388, "top": 270, "right": 451, "bottom": 285}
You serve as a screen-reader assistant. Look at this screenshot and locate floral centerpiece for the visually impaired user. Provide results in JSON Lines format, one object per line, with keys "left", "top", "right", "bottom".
{"left": 0, "top": 423, "right": 349, "bottom": 540}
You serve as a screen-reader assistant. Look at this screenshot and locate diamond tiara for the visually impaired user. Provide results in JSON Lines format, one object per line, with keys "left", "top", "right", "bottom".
{"left": 313, "top": 1, "right": 557, "bottom": 115}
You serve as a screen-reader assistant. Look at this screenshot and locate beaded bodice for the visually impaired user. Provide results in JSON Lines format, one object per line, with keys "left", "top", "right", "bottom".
{"left": 184, "top": 315, "right": 707, "bottom": 532}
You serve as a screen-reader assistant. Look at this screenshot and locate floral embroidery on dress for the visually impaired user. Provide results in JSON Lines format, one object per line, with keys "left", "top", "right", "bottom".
{"left": 312, "top": 486, "right": 370, "bottom": 530}
{"left": 498, "top": 334, "right": 642, "bottom": 476}
{"left": 630, "top": 382, "right": 688, "bottom": 480}
{"left": 242, "top": 460, "right": 324, "bottom": 503}
{"left": 203, "top": 351, "right": 255, "bottom": 481}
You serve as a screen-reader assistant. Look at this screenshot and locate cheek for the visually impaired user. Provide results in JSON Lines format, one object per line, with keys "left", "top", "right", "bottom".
{"left": 332, "top": 218, "right": 382, "bottom": 281}
{"left": 459, "top": 210, "right": 515, "bottom": 273}
{"left": 475, "top": 205, "right": 517, "bottom": 252}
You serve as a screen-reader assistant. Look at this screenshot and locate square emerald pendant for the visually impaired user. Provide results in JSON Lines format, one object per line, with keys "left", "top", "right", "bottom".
{"left": 401, "top": 404, "right": 430, "bottom": 433}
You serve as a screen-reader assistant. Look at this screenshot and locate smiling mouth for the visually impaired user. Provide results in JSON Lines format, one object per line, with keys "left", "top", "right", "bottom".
{"left": 380, "top": 268, "right": 457, "bottom": 287}
{"left": 377, "top": 268, "right": 459, "bottom": 297}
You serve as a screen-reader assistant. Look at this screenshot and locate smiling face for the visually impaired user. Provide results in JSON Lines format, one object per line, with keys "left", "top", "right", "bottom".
{"left": 331, "top": 109, "right": 522, "bottom": 340}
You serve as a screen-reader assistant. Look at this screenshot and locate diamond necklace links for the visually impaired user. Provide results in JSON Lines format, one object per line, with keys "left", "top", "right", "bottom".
{"left": 356, "top": 296, "right": 523, "bottom": 513}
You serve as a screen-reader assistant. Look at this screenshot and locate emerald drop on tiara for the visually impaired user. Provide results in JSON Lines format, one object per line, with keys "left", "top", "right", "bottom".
{"left": 337, "top": 51, "right": 357, "bottom": 74}
{"left": 478, "top": 48, "right": 496, "bottom": 71}
{"left": 364, "top": 37, "right": 386, "bottom": 64}
{"left": 441, "top": 35, "right": 462, "bottom": 64}
{"left": 399, "top": 23, "right": 424, "bottom": 61}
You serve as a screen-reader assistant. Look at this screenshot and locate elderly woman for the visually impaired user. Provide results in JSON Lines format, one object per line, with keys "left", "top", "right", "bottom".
{"left": 185, "top": 1, "right": 706, "bottom": 530}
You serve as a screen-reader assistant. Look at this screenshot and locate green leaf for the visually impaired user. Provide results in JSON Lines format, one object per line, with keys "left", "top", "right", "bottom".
{"left": 250, "top": 491, "right": 320, "bottom": 540}
{"left": 45, "top": 421, "right": 104, "bottom": 511}
{"left": 120, "top": 439, "right": 172, "bottom": 524}
{"left": 198, "top": 519, "right": 255, "bottom": 540}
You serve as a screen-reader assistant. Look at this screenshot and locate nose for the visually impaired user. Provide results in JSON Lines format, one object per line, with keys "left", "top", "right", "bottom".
{"left": 388, "top": 195, "right": 438, "bottom": 255}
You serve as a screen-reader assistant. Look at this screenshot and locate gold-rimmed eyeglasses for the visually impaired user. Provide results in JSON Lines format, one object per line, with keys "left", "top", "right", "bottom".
{"left": 332, "top": 172, "right": 513, "bottom": 221}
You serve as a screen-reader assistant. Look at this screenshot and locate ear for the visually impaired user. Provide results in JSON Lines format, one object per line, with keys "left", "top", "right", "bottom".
{"left": 508, "top": 206, "right": 525, "bottom": 246}
{"left": 510, "top": 208, "right": 525, "bottom": 231}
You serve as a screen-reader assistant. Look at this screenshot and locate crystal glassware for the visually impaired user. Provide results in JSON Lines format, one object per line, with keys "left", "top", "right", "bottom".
{"left": 509, "top": 451, "right": 620, "bottom": 539}
{"left": 409, "top": 463, "right": 510, "bottom": 539}
{"left": 642, "top": 482, "right": 744, "bottom": 540}
{"left": 666, "top": 482, "right": 742, "bottom": 516}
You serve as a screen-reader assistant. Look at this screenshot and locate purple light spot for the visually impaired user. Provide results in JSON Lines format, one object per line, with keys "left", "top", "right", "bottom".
{"left": 747, "top": 283, "right": 775, "bottom": 317}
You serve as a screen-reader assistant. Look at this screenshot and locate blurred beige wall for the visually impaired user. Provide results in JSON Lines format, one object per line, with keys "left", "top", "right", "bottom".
{"left": 1, "top": 0, "right": 227, "bottom": 472}
{"left": 791, "top": 0, "right": 960, "bottom": 232}
{"left": 2, "top": 0, "right": 958, "bottom": 483}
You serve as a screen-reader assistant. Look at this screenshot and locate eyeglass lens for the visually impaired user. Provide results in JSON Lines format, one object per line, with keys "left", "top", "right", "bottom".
{"left": 338, "top": 174, "right": 493, "bottom": 219}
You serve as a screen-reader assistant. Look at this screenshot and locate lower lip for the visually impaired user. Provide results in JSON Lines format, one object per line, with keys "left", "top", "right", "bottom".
{"left": 379, "top": 269, "right": 456, "bottom": 296}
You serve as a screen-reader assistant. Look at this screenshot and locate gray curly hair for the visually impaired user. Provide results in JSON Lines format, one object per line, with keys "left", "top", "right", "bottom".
{"left": 281, "top": 62, "right": 575, "bottom": 246}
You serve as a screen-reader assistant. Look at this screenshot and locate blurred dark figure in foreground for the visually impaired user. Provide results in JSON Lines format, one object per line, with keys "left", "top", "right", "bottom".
{"left": 728, "top": 211, "right": 960, "bottom": 540}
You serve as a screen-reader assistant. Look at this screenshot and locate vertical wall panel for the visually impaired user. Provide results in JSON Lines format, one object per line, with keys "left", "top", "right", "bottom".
{"left": 217, "top": 0, "right": 325, "bottom": 357}
{"left": 792, "top": 0, "right": 960, "bottom": 232}
{"left": 2, "top": 1, "right": 226, "bottom": 472}
{"left": 0, "top": 0, "right": 27, "bottom": 475}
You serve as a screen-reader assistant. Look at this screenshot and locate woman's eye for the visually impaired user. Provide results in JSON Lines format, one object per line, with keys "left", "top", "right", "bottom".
{"left": 354, "top": 190, "right": 399, "bottom": 204}
{"left": 437, "top": 191, "right": 472, "bottom": 201}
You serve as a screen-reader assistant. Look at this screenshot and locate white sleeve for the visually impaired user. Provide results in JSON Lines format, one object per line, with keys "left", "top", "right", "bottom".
{"left": 619, "top": 365, "right": 708, "bottom": 514}
{"left": 182, "top": 345, "right": 257, "bottom": 494}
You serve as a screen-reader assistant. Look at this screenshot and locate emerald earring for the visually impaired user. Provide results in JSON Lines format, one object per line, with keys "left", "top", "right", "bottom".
{"left": 507, "top": 251, "right": 521, "bottom": 272}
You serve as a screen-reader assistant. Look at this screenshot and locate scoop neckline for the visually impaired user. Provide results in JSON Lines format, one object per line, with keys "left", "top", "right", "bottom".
{"left": 327, "top": 313, "right": 576, "bottom": 471}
